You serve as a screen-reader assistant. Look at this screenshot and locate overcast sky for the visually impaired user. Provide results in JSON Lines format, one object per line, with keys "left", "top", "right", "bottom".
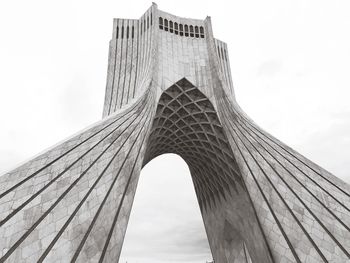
{"left": 0, "top": 0, "right": 350, "bottom": 262}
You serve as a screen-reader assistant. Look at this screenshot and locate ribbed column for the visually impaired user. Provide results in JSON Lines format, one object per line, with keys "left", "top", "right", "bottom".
{"left": 0, "top": 89, "right": 155, "bottom": 262}
{"left": 214, "top": 93, "right": 350, "bottom": 262}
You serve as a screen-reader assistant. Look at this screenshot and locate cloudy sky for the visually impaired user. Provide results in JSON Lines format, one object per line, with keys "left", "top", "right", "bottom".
{"left": 0, "top": 0, "right": 350, "bottom": 262}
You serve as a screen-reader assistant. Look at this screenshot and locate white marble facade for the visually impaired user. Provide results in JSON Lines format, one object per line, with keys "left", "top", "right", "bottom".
{"left": 0, "top": 3, "right": 350, "bottom": 263}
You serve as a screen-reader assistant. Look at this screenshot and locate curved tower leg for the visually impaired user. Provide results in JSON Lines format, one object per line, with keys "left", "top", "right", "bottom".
{"left": 0, "top": 90, "right": 155, "bottom": 262}
{"left": 214, "top": 94, "right": 350, "bottom": 262}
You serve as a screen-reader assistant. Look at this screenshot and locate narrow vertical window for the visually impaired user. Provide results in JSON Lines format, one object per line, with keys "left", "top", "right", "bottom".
{"left": 116, "top": 26, "right": 119, "bottom": 39}
{"left": 184, "top": 24, "right": 189, "bottom": 36}
{"left": 224, "top": 49, "right": 227, "bottom": 61}
{"left": 140, "top": 21, "right": 143, "bottom": 35}
{"left": 147, "top": 16, "right": 149, "bottom": 29}
{"left": 195, "top": 26, "right": 199, "bottom": 38}
{"left": 151, "top": 13, "right": 153, "bottom": 26}
{"left": 159, "top": 17, "right": 163, "bottom": 30}
{"left": 200, "top": 26, "right": 204, "bottom": 38}
{"left": 169, "top": 21, "right": 173, "bottom": 33}
{"left": 179, "top": 24, "right": 184, "bottom": 36}
{"left": 217, "top": 46, "right": 221, "bottom": 58}
{"left": 174, "top": 22, "right": 178, "bottom": 35}
{"left": 144, "top": 18, "right": 146, "bottom": 32}
{"left": 164, "top": 19, "right": 168, "bottom": 31}
{"left": 127, "top": 26, "right": 129, "bottom": 39}
{"left": 189, "top": 25, "right": 194, "bottom": 37}
{"left": 132, "top": 26, "right": 134, "bottom": 39}
{"left": 121, "top": 26, "right": 124, "bottom": 39}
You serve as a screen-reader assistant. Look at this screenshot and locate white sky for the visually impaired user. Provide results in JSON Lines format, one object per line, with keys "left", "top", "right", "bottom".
{"left": 0, "top": 0, "right": 349, "bottom": 262}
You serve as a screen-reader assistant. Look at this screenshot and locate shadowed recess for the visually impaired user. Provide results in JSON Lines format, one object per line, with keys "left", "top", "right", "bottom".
{"left": 144, "top": 78, "right": 244, "bottom": 212}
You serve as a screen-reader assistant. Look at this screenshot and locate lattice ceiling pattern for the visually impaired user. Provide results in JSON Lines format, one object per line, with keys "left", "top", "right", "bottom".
{"left": 144, "top": 78, "right": 244, "bottom": 211}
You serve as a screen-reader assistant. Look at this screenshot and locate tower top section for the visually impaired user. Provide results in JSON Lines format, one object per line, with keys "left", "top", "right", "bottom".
{"left": 111, "top": 3, "right": 213, "bottom": 42}
{"left": 103, "top": 3, "right": 234, "bottom": 117}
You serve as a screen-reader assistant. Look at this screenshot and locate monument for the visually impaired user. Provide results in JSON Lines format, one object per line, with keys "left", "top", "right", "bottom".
{"left": 0, "top": 3, "right": 349, "bottom": 262}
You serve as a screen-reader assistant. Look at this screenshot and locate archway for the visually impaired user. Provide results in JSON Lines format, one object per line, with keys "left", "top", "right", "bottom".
{"left": 120, "top": 154, "right": 212, "bottom": 262}
{"left": 140, "top": 78, "right": 264, "bottom": 262}
{"left": 144, "top": 78, "right": 244, "bottom": 212}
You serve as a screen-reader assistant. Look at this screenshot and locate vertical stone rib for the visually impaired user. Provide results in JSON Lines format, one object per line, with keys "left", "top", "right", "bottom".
{"left": 229, "top": 118, "right": 329, "bottom": 261}
{"left": 0, "top": 108, "right": 138, "bottom": 227}
{"left": 0, "top": 95, "right": 145, "bottom": 201}
{"left": 0, "top": 90, "right": 152, "bottom": 262}
{"left": 235, "top": 114, "right": 350, "bottom": 231}
{"left": 103, "top": 39, "right": 115, "bottom": 117}
{"left": 126, "top": 21, "right": 135, "bottom": 105}
{"left": 107, "top": 19, "right": 121, "bottom": 115}
{"left": 229, "top": 108, "right": 350, "bottom": 258}
{"left": 132, "top": 20, "right": 140, "bottom": 98}
{"left": 119, "top": 20, "right": 130, "bottom": 108}
{"left": 98, "top": 110, "right": 152, "bottom": 262}
{"left": 224, "top": 120, "right": 302, "bottom": 262}
{"left": 36, "top": 102, "right": 151, "bottom": 262}
{"left": 231, "top": 103, "right": 350, "bottom": 198}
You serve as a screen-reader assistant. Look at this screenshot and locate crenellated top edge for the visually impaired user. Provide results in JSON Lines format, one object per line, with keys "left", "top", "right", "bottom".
{"left": 157, "top": 9, "right": 205, "bottom": 25}
{"left": 112, "top": 3, "right": 205, "bottom": 23}
{"left": 109, "top": 3, "right": 230, "bottom": 44}
{"left": 110, "top": 4, "right": 229, "bottom": 44}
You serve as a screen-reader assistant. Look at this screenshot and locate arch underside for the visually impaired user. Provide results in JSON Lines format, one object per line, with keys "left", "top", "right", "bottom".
{"left": 144, "top": 78, "right": 272, "bottom": 263}
{"left": 144, "top": 78, "right": 243, "bottom": 211}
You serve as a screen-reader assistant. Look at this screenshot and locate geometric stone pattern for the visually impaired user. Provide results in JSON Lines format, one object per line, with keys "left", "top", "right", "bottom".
{"left": 0, "top": 3, "right": 350, "bottom": 263}
{"left": 144, "top": 78, "right": 244, "bottom": 211}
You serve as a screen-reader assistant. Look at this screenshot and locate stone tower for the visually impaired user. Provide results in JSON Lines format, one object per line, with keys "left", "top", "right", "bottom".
{"left": 0, "top": 4, "right": 350, "bottom": 263}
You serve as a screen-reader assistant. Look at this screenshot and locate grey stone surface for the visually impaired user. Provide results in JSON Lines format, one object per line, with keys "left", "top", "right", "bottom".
{"left": 0, "top": 3, "right": 350, "bottom": 262}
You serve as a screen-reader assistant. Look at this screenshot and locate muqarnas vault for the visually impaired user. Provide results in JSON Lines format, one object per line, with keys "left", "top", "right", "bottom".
{"left": 0, "top": 3, "right": 350, "bottom": 263}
